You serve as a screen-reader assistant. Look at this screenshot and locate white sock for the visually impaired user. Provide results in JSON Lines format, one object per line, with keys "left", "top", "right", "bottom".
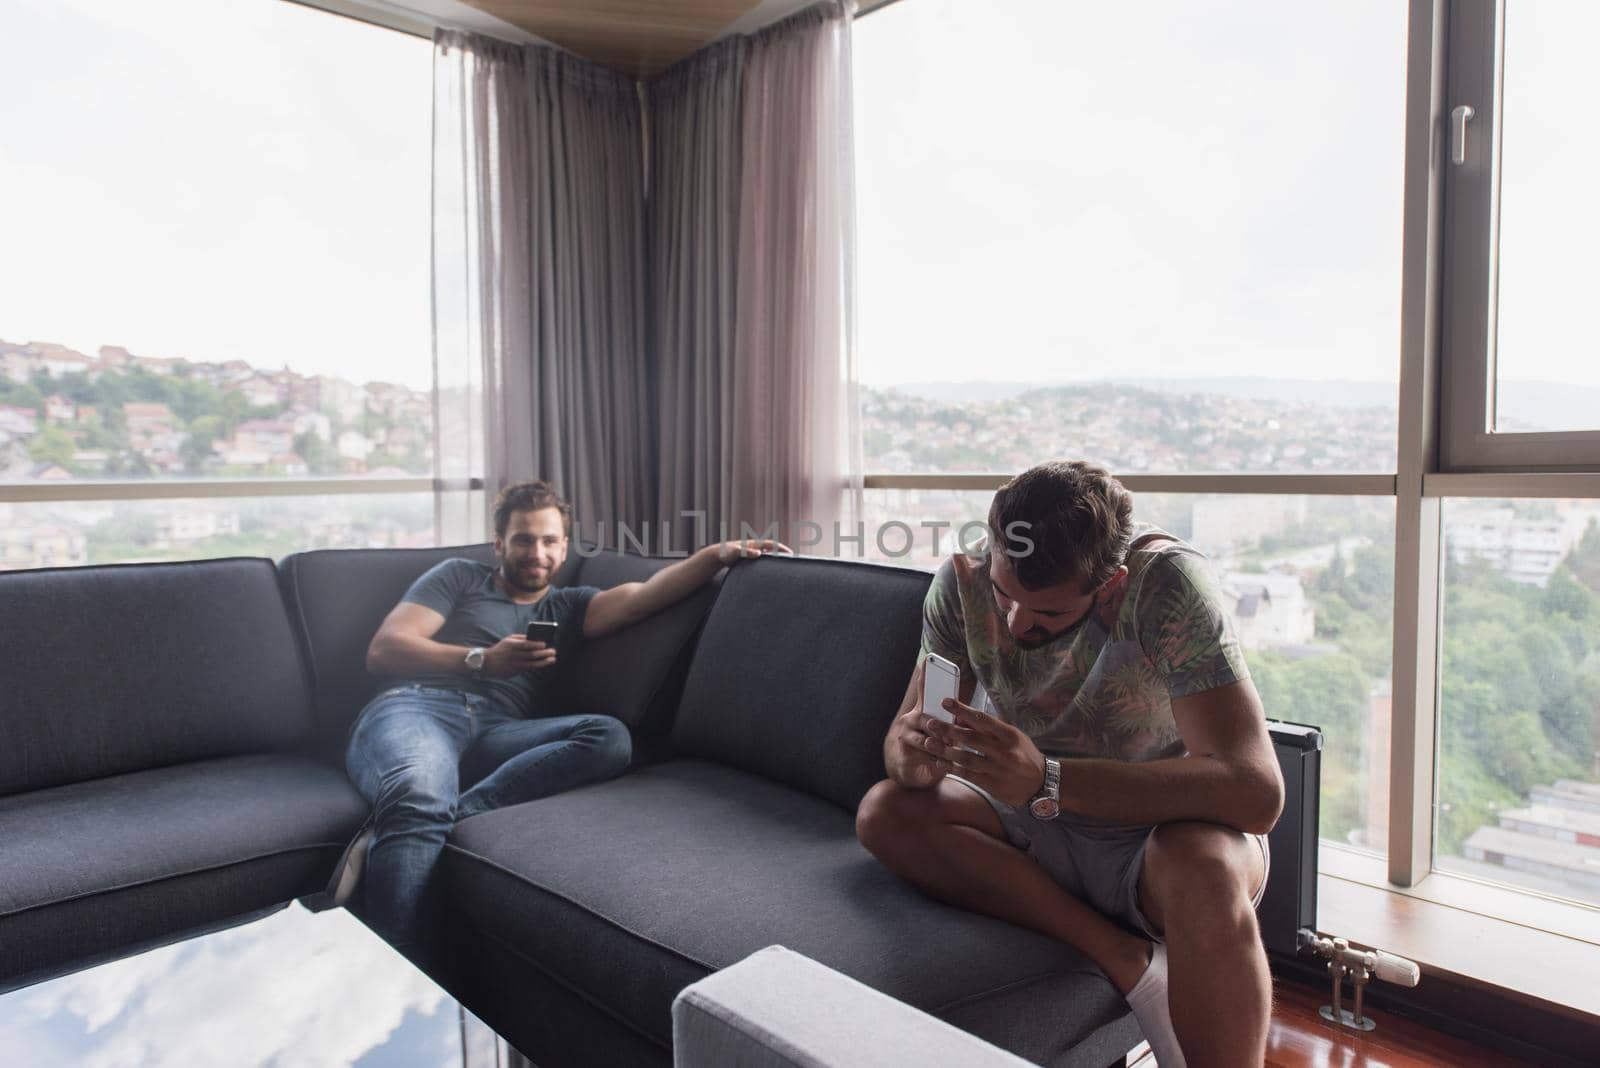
{"left": 1125, "top": 943, "right": 1187, "bottom": 1068}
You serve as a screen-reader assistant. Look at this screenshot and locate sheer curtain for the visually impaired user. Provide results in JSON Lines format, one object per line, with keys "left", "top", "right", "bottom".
{"left": 431, "top": 30, "right": 530, "bottom": 542}
{"left": 651, "top": 1, "right": 863, "bottom": 551}
{"left": 433, "top": 4, "right": 861, "bottom": 551}
{"left": 524, "top": 49, "right": 651, "bottom": 536}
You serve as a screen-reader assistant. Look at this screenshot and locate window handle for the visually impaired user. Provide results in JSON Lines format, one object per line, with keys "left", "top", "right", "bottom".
{"left": 1450, "top": 105, "right": 1475, "bottom": 165}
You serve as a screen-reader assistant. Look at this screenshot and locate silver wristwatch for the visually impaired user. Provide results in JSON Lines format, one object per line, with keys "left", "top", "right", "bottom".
{"left": 1029, "top": 757, "right": 1061, "bottom": 820}
{"left": 464, "top": 646, "right": 486, "bottom": 677}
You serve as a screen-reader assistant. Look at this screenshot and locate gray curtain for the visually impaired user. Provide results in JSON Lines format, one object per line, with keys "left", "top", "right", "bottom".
{"left": 525, "top": 48, "right": 651, "bottom": 536}
{"left": 434, "top": 4, "right": 860, "bottom": 551}
{"left": 650, "top": 1, "right": 863, "bottom": 552}
{"left": 432, "top": 30, "right": 530, "bottom": 542}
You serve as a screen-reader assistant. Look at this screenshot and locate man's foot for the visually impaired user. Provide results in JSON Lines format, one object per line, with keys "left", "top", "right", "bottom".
{"left": 327, "top": 819, "right": 374, "bottom": 908}
{"left": 1125, "top": 943, "right": 1186, "bottom": 1067}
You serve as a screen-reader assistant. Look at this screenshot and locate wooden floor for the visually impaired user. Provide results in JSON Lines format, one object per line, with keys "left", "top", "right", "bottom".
{"left": 1127, "top": 979, "right": 1539, "bottom": 1067}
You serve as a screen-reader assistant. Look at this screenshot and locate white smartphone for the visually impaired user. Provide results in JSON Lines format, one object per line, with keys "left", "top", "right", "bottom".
{"left": 922, "top": 653, "right": 960, "bottom": 724}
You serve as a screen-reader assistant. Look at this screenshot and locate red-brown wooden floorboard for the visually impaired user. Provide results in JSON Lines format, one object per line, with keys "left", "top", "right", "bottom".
{"left": 1126, "top": 978, "right": 1542, "bottom": 1067}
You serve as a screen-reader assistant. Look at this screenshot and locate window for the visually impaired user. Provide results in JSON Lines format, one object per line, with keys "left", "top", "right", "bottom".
{"left": 1436, "top": 499, "right": 1600, "bottom": 906}
{"left": 855, "top": 0, "right": 1600, "bottom": 926}
{"left": 0, "top": 0, "right": 441, "bottom": 561}
{"left": 855, "top": 0, "right": 1406, "bottom": 475}
{"left": 1440, "top": 0, "right": 1600, "bottom": 466}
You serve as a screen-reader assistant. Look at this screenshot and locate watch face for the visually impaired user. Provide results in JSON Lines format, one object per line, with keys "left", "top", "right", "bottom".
{"left": 1029, "top": 797, "right": 1060, "bottom": 820}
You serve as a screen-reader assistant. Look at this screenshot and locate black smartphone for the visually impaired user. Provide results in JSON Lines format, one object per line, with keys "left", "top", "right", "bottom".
{"left": 525, "top": 620, "right": 560, "bottom": 645}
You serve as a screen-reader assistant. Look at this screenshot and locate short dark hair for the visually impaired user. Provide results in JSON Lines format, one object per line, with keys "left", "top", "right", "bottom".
{"left": 987, "top": 461, "right": 1133, "bottom": 592}
{"left": 493, "top": 480, "right": 572, "bottom": 538}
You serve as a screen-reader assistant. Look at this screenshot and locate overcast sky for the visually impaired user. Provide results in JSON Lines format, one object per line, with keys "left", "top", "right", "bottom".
{"left": 854, "top": 0, "right": 1599, "bottom": 391}
{"left": 0, "top": 0, "right": 432, "bottom": 388}
{"left": 1, "top": 0, "right": 1593, "bottom": 396}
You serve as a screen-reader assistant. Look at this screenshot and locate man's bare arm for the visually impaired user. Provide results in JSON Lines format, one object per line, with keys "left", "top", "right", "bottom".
{"left": 583, "top": 539, "right": 788, "bottom": 639}
{"left": 929, "top": 678, "right": 1284, "bottom": 835}
{"left": 365, "top": 601, "right": 549, "bottom": 678}
{"left": 1051, "top": 680, "right": 1284, "bottom": 834}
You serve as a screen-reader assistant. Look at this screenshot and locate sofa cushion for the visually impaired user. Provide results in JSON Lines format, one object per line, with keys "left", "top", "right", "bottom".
{"left": 557, "top": 550, "right": 721, "bottom": 756}
{"left": 0, "top": 753, "right": 368, "bottom": 991}
{"left": 277, "top": 542, "right": 512, "bottom": 756}
{"left": 668, "top": 557, "right": 930, "bottom": 811}
{"left": 0, "top": 558, "right": 315, "bottom": 797}
{"left": 442, "top": 761, "right": 1137, "bottom": 1066}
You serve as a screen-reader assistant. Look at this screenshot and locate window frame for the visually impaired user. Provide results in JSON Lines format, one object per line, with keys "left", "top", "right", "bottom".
{"left": 856, "top": 0, "right": 1600, "bottom": 938}
{"left": 1439, "top": 0, "right": 1600, "bottom": 469}
{"left": 0, "top": 2, "right": 484, "bottom": 556}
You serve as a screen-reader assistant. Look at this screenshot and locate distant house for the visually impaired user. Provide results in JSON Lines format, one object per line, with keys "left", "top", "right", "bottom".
{"left": 43, "top": 394, "right": 76, "bottom": 425}
{"left": 97, "top": 345, "right": 133, "bottom": 370}
{"left": 153, "top": 509, "right": 242, "bottom": 547}
{"left": 1445, "top": 505, "right": 1590, "bottom": 587}
{"left": 27, "top": 462, "right": 72, "bottom": 481}
{"left": 0, "top": 523, "right": 87, "bottom": 569}
{"left": 291, "top": 409, "right": 332, "bottom": 442}
{"left": 123, "top": 402, "right": 177, "bottom": 440}
{"left": 337, "top": 429, "right": 374, "bottom": 464}
{"left": 238, "top": 374, "right": 284, "bottom": 409}
{"left": 231, "top": 419, "right": 295, "bottom": 456}
{"left": 1221, "top": 571, "right": 1316, "bottom": 648}
{"left": 122, "top": 402, "right": 184, "bottom": 457}
{"left": 1, "top": 348, "right": 33, "bottom": 384}
{"left": 0, "top": 405, "right": 39, "bottom": 437}
{"left": 271, "top": 452, "right": 309, "bottom": 477}
{"left": 71, "top": 448, "right": 110, "bottom": 473}
{"left": 36, "top": 344, "right": 94, "bottom": 379}
{"left": 133, "top": 355, "right": 183, "bottom": 376}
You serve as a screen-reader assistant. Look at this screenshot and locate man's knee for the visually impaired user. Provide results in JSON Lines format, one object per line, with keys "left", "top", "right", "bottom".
{"left": 1143, "top": 821, "right": 1261, "bottom": 937}
{"left": 856, "top": 779, "right": 932, "bottom": 859}
{"left": 373, "top": 760, "right": 457, "bottom": 826}
{"left": 576, "top": 715, "right": 633, "bottom": 775}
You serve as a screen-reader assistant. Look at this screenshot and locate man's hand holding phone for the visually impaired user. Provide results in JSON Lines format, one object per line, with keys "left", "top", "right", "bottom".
{"left": 923, "top": 696, "right": 1048, "bottom": 809}
{"left": 887, "top": 654, "right": 960, "bottom": 789}
{"left": 481, "top": 622, "right": 559, "bottom": 677}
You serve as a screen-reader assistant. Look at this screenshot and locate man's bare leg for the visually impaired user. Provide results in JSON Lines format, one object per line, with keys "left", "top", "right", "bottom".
{"left": 1137, "top": 821, "right": 1270, "bottom": 1068}
{"left": 856, "top": 778, "right": 1151, "bottom": 993}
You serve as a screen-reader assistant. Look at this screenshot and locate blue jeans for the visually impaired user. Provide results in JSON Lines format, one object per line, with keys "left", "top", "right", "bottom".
{"left": 344, "top": 684, "right": 632, "bottom": 950}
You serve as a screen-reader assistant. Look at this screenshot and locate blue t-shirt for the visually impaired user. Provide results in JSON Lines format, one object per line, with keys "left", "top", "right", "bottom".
{"left": 397, "top": 558, "right": 600, "bottom": 716}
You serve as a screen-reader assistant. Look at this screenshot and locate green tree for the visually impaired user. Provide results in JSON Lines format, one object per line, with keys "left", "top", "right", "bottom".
{"left": 26, "top": 425, "right": 75, "bottom": 468}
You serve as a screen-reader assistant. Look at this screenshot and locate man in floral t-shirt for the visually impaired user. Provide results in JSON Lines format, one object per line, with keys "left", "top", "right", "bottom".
{"left": 857, "top": 461, "right": 1283, "bottom": 1068}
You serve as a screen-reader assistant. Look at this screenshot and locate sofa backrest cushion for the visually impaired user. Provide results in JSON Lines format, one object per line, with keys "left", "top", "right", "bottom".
{"left": 0, "top": 558, "right": 314, "bottom": 798}
{"left": 277, "top": 542, "right": 513, "bottom": 757}
{"left": 668, "top": 556, "right": 931, "bottom": 811}
{"left": 557, "top": 550, "right": 721, "bottom": 760}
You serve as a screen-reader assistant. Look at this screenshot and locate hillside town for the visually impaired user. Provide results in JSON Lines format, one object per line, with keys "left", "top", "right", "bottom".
{"left": 0, "top": 337, "right": 438, "bottom": 568}
{"left": 0, "top": 338, "right": 432, "bottom": 481}
{"left": 863, "top": 382, "right": 1399, "bottom": 474}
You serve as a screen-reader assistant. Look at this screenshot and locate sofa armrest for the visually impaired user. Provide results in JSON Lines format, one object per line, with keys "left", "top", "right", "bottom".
{"left": 671, "top": 945, "right": 1036, "bottom": 1068}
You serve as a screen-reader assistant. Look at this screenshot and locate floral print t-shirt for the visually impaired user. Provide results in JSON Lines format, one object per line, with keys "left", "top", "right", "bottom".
{"left": 920, "top": 525, "right": 1250, "bottom": 768}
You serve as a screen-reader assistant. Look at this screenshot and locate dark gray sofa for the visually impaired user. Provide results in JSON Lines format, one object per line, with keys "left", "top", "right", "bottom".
{"left": 279, "top": 545, "right": 1143, "bottom": 1067}
{"left": 0, "top": 558, "right": 369, "bottom": 992}
{"left": 3, "top": 544, "right": 1142, "bottom": 1066}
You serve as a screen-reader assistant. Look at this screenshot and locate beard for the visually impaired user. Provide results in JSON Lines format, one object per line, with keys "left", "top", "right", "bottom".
{"left": 500, "top": 559, "right": 551, "bottom": 594}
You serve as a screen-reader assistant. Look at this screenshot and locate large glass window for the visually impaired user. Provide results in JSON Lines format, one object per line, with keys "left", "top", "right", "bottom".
{"left": 1492, "top": 2, "right": 1600, "bottom": 434}
{"left": 1436, "top": 498, "right": 1600, "bottom": 905}
{"left": 0, "top": 0, "right": 433, "bottom": 486}
{"left": 861, "top": 490, "right": 1394, "bottom": 849}
{"left": 0, "top": 494, "right": 437, "bottom": 568}
{"left": 854, "top": 0, "right": 1406, "bottom": 474}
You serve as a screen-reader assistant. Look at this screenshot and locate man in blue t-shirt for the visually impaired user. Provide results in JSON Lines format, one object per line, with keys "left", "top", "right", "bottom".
{"left": 346, "top": 480, "right": 785, "bottom": 954}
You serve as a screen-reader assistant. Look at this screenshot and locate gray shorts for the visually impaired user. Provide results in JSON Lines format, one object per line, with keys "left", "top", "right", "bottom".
{"left": 949, "top": 776, "right": 1270, "bottom": 942}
